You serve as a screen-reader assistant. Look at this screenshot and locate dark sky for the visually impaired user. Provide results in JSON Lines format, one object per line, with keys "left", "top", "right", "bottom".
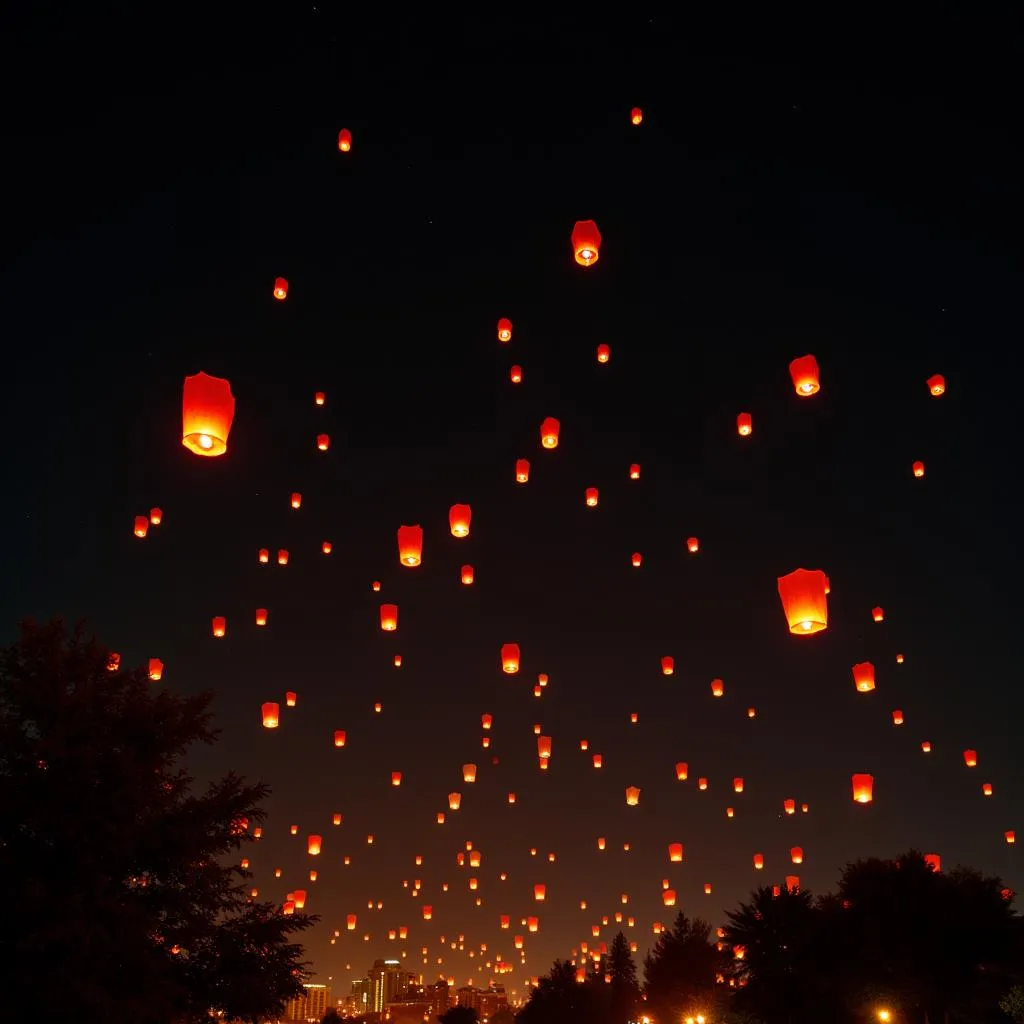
{"left": 3, "top": 8, "right": 1022, "bottom": 1002}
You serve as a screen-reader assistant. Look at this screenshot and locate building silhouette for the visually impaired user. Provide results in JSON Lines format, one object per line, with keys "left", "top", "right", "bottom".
{"left": 284, "top": 982, "right": 331, "bottom": 1022}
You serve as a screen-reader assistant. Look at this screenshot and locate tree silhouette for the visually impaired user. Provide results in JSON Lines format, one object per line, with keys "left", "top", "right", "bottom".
{"left": 1001, "top": 984, "right": 1024, "bottom": 1022}
{"left": 517, "top": 959, "right": 603, "bottom": 1024}
{"left": 605, "top": 930, "right": 641, "bottom": 1024}
{"left": 0, "top": 619, "right": 315, "bottom": 1023}
{"left": 643, "top": 911, "right": 723, "bottom": 1023}
{"left": 321, "top": 1009, "right": 343, "bottom": 1024}
{"left": 439, "top": 1005, "right": 479, "bottom": 1024}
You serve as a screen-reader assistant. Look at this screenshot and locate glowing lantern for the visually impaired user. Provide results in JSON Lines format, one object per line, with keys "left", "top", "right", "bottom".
{"left": 571, "top": 220, "right": 601, "bottom": 267}
{"left": 872, "top": 606, "right": 885, "bottom": 622}
{"left": 537, "top": 736, "right": 552, "bottom": 759}
{"left": 983, "top": 783, "right": 993, "bottom": 796}
{"left": 852, "top": 773, "right": 874, "bottom": 804}
{"left": 334, "top": 730, "right": 346, "bottom": 747}
{"left": 625, "top": 786, "right": 640, "bottom": 806}
{"left": 481, "top": 713, "right": 492, "bottom": 730}
{"left": 501, "top": 643, "right": 520, "bottom": 674}
{"left": 149, "top": 507, "right": 162, "bottom": 525}
{"left": 463, "top": 764, "right": 477, "bottom": 783}
{"left": 785, "top": 876, "right": 800, "bottom": 892}
{"left": 711, "top": 678, "right": 724, "bottom": 697}
{"left": 211, "top": 616, "right": 226, "bottom": 638}
{"left": 314, "top": 391, "right": 325, "bottom": 405}
{"left": 282, "top": 901, "right": 294, "bottom": 915}
{"left": 585, "top": 487, "right": 599, "bottom": 507}
{"left": 927, "top": 374, "right": 945, "bottom": 396}
{"left": 631, "top": 552, "right": 642, "bottom": 567}
{"left": 593, "top": 753, "right": 603, "bottom": 768}
{"left": 277, "top": 549, "right": 289, "bottom": 565}
{"left": 748, "top": 707, "right": 757, "bottom": 718}
{"left": 261, "top": 702, "right": 279, "bottom": 728}
{"left": 737, "top": 412, "right": 752, "bottom": 436}
{"left": 510, "top": 365, "right": 522, "bottom": 384}
{"left": 285, "top": 692, "right": 296, "bottom": 707}
{"left": 515, "top": 458, "right": 530, "bottom": 482}
{"left": 777, "top": 568, "right": 829, "bottom": 634}
{"left": 789, "top": 354, "right": 820, "bottom": 396}
{"left": 322, "top": 541, "right": 332, "bottom": 554}
{"left": 337, "top": 128, "right": 352, "bottom": 152}
{"left": 534, "top": 884, "right": 546, "bottom": 901}
{"left": 290, "top": 493, "right": 301, "bottom": 509}
{"left": 380, "top": 604, "right": 398, "bottom": 631}
{"left": 698, "top": 777, "right": 708, "bottom": 790}
{"left": 258, "top": 548, "right": 269, "bottom": 563}
{"left": 147, "top": 658, "right": 164, "bottom": 681}
{"left": 397, "top": 525, "right": 423, "bottom": 566}
{"left": 852, "top": 661, "right": 876, "bottom": 692}
{"left": 540, "top": 417, "right": 561, "bottom": 448}
{"left": 508, "top": 791, "right": 516, "bottom": 804}
{"left": 393, "top": 655, "right": 402, "bottom": 667}
{"left": 596, "top": 343, "right": 610, "bottom": 363}
{"left": 254, "top": 608, "right": 268, "bottom": 627}
{"left": 753, "top": 853, "right": 764, "bottom": 870}
{"left": 733, "top": 777, "right": 744, "bottom": 793}
{"left": 922, "top": 741, "right": 932, "bottom": 753}
{"left": 675, "top": 762, "right": 688, "bottom": 781}
{"left": 391, "top": 771, "right": 402, "bottom": 787}
{"left": 963, "top": 749, "right": 978, "bottom": 767}
{"left": 668, "top": 843, "right": 683, "bottom": 863}
{"left": 663, "top": 890, "right": 676, "bottom": 907}
{"left": 661, "top": 656, "right": 674, "bottom": 676}
{"left": 892, "top": 709, "right": 904, "bottom": 726}
{"left": 630, "top": 107, "right": 643, "bottom": 125}
{"left": 371, "top": 580, "right": 380, "bottom": 591}
{"left": 273, "top": 277, "right": 288, "bottom": 300}
{"left": 686, "top": 537, "right": 699, "bottom": 553}
{"left": 134, "top": 515, "right": 149, "bottom": 537}
{"left": 181, "top": 372, "right": 235, "bottom": 457}
{"left": 449, "top": 504, "right": 472, "bottom": 537}
{"left": 447, "top": 793, "right": 461, "bottom": 813}
{"left": 783, "top": 798, "right": 795, "bottom": 814}
{"left": 332, "top": 813, "right": 342, "bottom": 825}
{"left": 347, "top": 914, "right": 357, "bottom": 930}
{"left": 316, "top": 433, "right": 330, "bottom": 451}
{"left": 791, "top": 846, "right": 803, "bottom": 864}
{"left": 913, "top": 460, "right": 925, "bottom": 478}
{"left": 307, "top": 835, "right": 322, "bottom": 856}
{"left": 497, "top": 318, "right": 513, "bottom": 342}
{"left": 1007, "top": 831, "right": 1016, "bottom": 844}
{"left": 896, "top": 653, "right": 905, "bottom": 664}
{"left": 629, "top": 463, "right": 640, "bottom": 480}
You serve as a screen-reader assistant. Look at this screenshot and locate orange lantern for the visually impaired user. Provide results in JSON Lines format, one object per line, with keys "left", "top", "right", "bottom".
{"left": 508, "top": 791, "right": 516, "bottom": 804}
{"left": 149, "top": 507, "right": 162, "bottom": 525}
{"left": 181, "top": 372, "right": 235, "bottom": 456}
{"left": 585, "top": 486, "right": 599, "bottom": 507}
{"left": 510, "top": 364, "right": 523, "bottom": 384}
{"left": 285, "top": 692, "right": 296, "bottom": 707}
{"left": 851, "top": 773, "right": 874, "bottom": 804}
{"left": 631, "top": 552, "right": 642, "bottom": 567}
{"left": 261, "top": 702, "right": 279, "bottom": 728}
{"left": 913, "top": 460, "right": 925, "bottom": 478}
{"left": 733, "top": 777, "right": 744, "bottom": 793}
{"left": 698, "top": 777, "right": 708, "bottom": 790}
{"left": 927, "top": 374, "right": 945, "bottom": 396}
{"left": 337, "top": 128, "right": 352, "bottom": 152}
{"left": 133, "top": 515, "right": 149, "bottom": 538}
{"left": 481, "top": 713, "right": 492, "bottom": 730}
{"left": 540, "top": 417, "right": 560, "bottom": 448}
{"left": 629, "top": 463, "right": 640, "bottom": 479}
{"left": 290, "top": 492, "right": 301, "bottom": 509}
{"left": 307, "top": 835, "right": 322, "bottom": 856}
{"left": 592, "top": 753, "right": 603, "bottom": 768}
{"left": 596, "top": 343, "right": 610, "bottom": 363}
{"left": 391, "top": 771, "right": 402, "bottom": 787}
{"left": 423, "top": 905, "right": 433, "bottom": 920}
{"left": 332, "top": 813, "right": 342, "bottom": 825}
{"left": 852, "top": 662, "right": 876, "bottom": 692}
{"left": 449, "top": 504, "right": 472, "bottom": 537}
{"left": 1006, "top": 831, "right": 1016, "bottom": 844}
{"left": 661, "top": 656, "right": 674, "bottom": 676}
{"left": 711, "top": 678, "right": 724, "bottom": 697}
{"left": 668, "top": 842, "right": 683, "bottom": 863}
{"left": 497, "top": 317, "right": 513, "bottom": 343}
{"left": 347, "top": 914, "right": 357, "bottom": 930}
{"left": 625, "top": 786, "right": 640, "bottom": 806}
{"left": 789, "top": 354, "right": 820, "bottom": 396}
{"left": 501, "top": 643, "right": 520, "bottom": 674}
{"left": 515, "top": 458, "right": 530, "bottom": 483}
{"left": 397, "top": 525, "right": 424, "bottom": 566}
{"left": 675, "top": 762, "right": 688, "bottom": 781}
{"left": 211, "top": 616, "right": 226, "bottom": 638}
{"left": 777, "top": 568, "right": 829, "bottom": 634}
{"left": 255, "top": 608, "right": 268, "bottom": 627}
{"left": 314, "top": 391, "right": 325, "bottom": 405}
{"left": 147, "top": 658, "right": 164, "bottom": 681}
{"left": 571, "top": 220, "right": 602, "bottom": 267}
{"left": 334, "top": 730, "right": 346, "bottom": 747}
{"left": 630, "top": 107, "right": 643, "bottom": 125}
{"left": 783, "top": 798, "right": 795, "bottom": 814}
{"left": 686, "top": 537, "right": 699, "bottom": 553}
{"left": 963, "top": 749, "right": 978, "bottom": 767}
{"left": 790, "top": 846, "right": 803, "bottom": 864}
{"left": 380, "top": 604, "right": 398, "bottom": 631}
{"left": 753, "top": 853, "right": 764, "bottom": 870}
{"left": 393, "top": 654, "right": 402, "bottom": 667}
{"left": 922, "top": 741, "right": 932, "bottom": 753}
{"left": 983, "top": 783, "right": 994, "bottom": 796}
{"left": 321, "top": 540, "right": 332, "bottom": 554}
{"left": 463, "top": 763, "right": 477, "bottom": 783}
{"left": 316, "top": 433, "right": 330, "bottom": 451}
{"left": 785, "top": 876, "right": 800, "bottom": 892}
{"left": 534, "top": 884, "right": 546, "bottom": 901}
{"left": 924, "top": 853, "right": 941, "bottom": 872}
{"left": 258, "top": 548, "right": 269, "bottom": 563}
{"left": 736, "top": 412, "right": 752, "bottom": 436}
{"left": 527, "top": 916, "right": 539, "bottom": 933}
{"left": 872, "top": 606, "right": 885, "bottom": 622}
{"left": 892, "top": 709, "right": 904, "bottom": 726}
{"left": 277, "top": 549, "right": 289, "bottom": 565}
{"left": 537, "top": 736, "right": 552, "bottom": 759}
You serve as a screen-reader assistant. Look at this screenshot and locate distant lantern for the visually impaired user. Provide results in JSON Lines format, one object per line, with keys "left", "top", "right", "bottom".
{"left": 592, "top": 754, "right": 603, "bottom": 768}
{"left": 963, "top": 749, "right": 978, "bottom": 767}
{"left": 314, "top": 391, "right": 325, "bottom": 405}
{"left": 675, "top": 762, "right": 688, "bottom": 781}
{"left": 316, "top": 433, "right": 330, "bottom": 451}
{"left": 397, "top": 525, "right": 424, "bottom": 566}
{"left": 686, "top": 537, "right": 699, "bottom": 554}
{"left": 625, "top": 786, "right": 640, "bottom": 806}
{"left": 852, "top": 662, "right": 876, "bottom": 693}
{"left": 322, "top": 540, "right": 332, "bottom": 554}
{"left": 510, "top": 364, "right": 523, "bottom": 384}
{"left": 582, "top": 486, "right": 600, "bottom": 508}
{"left": 777, "top": 568, "right": 829, "bottom": 635}
{"left": 262, "top": 703, "right": 279, "bottom": 728}
{"left": 789, "top": 354, "right": 820, "bottom": 396}
{"left": 211, "top": 616, "right": 226, "bottom": 638}
{"left": 277, "top": 549, "right": 289, "bottom": 565}
{"left": 371, "top": 580, "right": 380, "bottom": 591}
{"left": 481, "top": 713, "right": 493, "bottom": 730}
{"left": 571, "top": 220, "right": 602, "bottom": 267}
{"left": 449, "top": 504, "right": 472, "bottom": 537}
{"left": 380, "top": 604, "right": 398, "bottom": 631}
{"left": 747, "top": 707, "right": 757, "bottom": 718}
{"left": 1007, "top": 831, "right": 1016, "bottom": 844}
{"left": 852, "top": 773, "right": 874, "bottom": 804}
{"left": 927, "top": 374, "right": 946, "bottom": 396}
{"left": 629, "top": 463, "right": 640, "bottom": 479}
{"left": 924, "top": 853, "right": 942, "bottom": 872}
{"left": 134, "top": 515, "right": 149, "bottom": 538}
{"left": 347, "top": 914, "right": 357, "bottom": 930}
{"left": 461, "top": 564, "right": 474, "bottom": 585}
{"left": 497, "top": 318, "right": 513, "bottom": 343}
{"left": 668, "top": 843, "right": 683, "bottom": 862}
{"left": 630, "top": 107, "right": 643, "bottom": 125}
{"left": 537, "top": 736, "right": 552, "bottom": 759}
{"left": 896, "top": 653, "right": 905, "bottom": 664}
{"left": 783, "top": 798, "right": 796, "bottom": 814}
{"left": 393, "top": 655, "right": 402, "bottom": 667}
{"left": 892, "top": 709, "right": 904, "bottom": 726}
{"left": 711, "top": 678, "right": 724, "bottom": 697}
{"left": 463, "top": 763, "right": 477, "bottom": 783}
{"left": 735, "top": 412, "right": 754, "bottom": 437}
{"left": 508, "top": 791, "right": 516, "bottom": 804}
{"left": 663, "top": 890, "right": 676, "bottom": 907}
{"left": 661, "top": 656, "right": 674, "bottom": 676}
{"left": 290, "top": 492, "right": 302, "bottom": 509}
{"left": 983, "top": 783, "right": 994, "bottom": 796}
{"left": 422, "top": 905, "right": 432, "bottom": 920}
{"left": 527, "top": 916, "right": 539, "bottom": 933}
{"left": 596, "top": 343, "right": 610, "bottom": 363}
{"left": 273, "top": 277, "right": 288, "bottom": 300}
{"left": 149, "top": 507, "right": 163, "bottom": 525}
{"left": 391, "top": 771, "right": 402, "bottom": 787}
{"left": 515, "top": 458, "right": 531, "bottom": 483}
{"left": 285, "top": 691, "right": 297, "bottom": 707}
{"left": 307, "top": 835, "right": 322, "bottom": 856}
{"left": 534, "top": 884, "right": 546, "bottom": 901}
{"left": 540, "top": 417, "right": 561, "bottom": 448}
{"left": 631, "top": 552, "right": 642, "bottom": 567}
{"left": 913, "top": 460, "right": 925, "bottom": 478}
{"left": 921, "top": 741, "right": 932, "bottom": 753}
{"left": 334, "top": 730, "right": 346, "bottom": 747}
{"left": 501, "top": 643, "right": 521, "bottom": 674}
{"left": 753, "top": 853, "right": 764, "bottom": 870}
{"left": 698, "top": 777, "right": 708, "bottom": 790}
{"left": 791, "top": 846, "right": 803, "bottom": 864}
{"left": 785, "top": 876, "right": 801, "bottom": 892}
{"left": 148, "top": 658, "right": 164, "bottom": 681}
{"left": 337, "top": 128, "right": 352, "bottom": 152}
{"left": 255, "top": 608, "right": 268, "bottom": 626}
{"left": 872, "top": 606, "right": 884, "bottom": 622}
{"left": 733, "top": 777, "right": 744, "bottom": 793}
{"left": 181, "top": 372, "right": 236, "bottom": 456}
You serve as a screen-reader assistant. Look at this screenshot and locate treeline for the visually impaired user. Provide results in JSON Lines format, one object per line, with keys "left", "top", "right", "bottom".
{"left": 518, "top": 850, "right": 1024, "bottom": 1024}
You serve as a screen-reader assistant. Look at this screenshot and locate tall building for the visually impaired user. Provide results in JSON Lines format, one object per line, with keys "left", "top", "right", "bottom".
{"left": 368, "top": 958, "right": 416, "bottom": 1013}
{"left": 284, "top": 982, "right": 332, "bottom": 1022}
{"left": 456, "top": 984, "right": 508, "bottom": 1022}
{"left": 425, "top": 980, "right": 451, "bottom": 1019}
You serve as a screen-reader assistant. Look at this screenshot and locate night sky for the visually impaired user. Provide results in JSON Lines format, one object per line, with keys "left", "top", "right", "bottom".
{"left": 3, "top": 8, "right": 1023, "bottom": 1002}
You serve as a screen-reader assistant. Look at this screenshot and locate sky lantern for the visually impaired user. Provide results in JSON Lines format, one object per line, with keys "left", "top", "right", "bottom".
{"left": 921, "top": 741, "right": 932, "bottom": 753}
{"left": 258, "top": 548, "right": 269, "bottom": 564}
{"left": 733, "top": 777, "right": 744, "bottom": 793}
{"left": 347, "top": 914, "right": 357, "bottom": 930}
{"left": 149, "top": 507, "right": 162, "bottom": 525}
{"left": 924, "top": 853, "right": 942, "bottom": 872}
{"left": 892, "top": 709, "right": 904, "bottom": 726}
{"left": 698, "top": 777, "right": 708, "bottom": 790}
{"left": 852, "top": 662, "right": 876, "bottom": 692}
{"left": 314, "top": 391, "right": 325, "bottom": 405}
{"left": 371, "top": 580, "right": 380, "bottom": 591}
{"left": 316, "top": 433, "right": 329, "bottom": 451}
{"left": 501, "top": 643, "right": 520, "bottom": 673}
{"left": 307, "top": 835, "right": 322, "bottom": 856}
{"left": 790, "top": 846, "right": 803, "bottom": 864}
{"left": 273, "top": 277, "right": 288, "bottom": 300}
{"left": 686, "top": 537, "right": 699, "bottom": 553}
{"left": 592, "top": 754, "right": 603, "bottom": 768}
{"left": 497, "top": 317, "right": 513, "bottom": 342}
{"left": 747, "top": 707, "right": 757, "bottom": 718}
{"left": 147, "top": 658, "right": 164, "bottom": 681}
{"left": 963, "top": 749, "right": 978, "bottom": 767}
{"left": 380, "top": 604, "right": 398, "bottom": 631}
{"left": 736, "top": 412, "right": 752, "bottom": 436}
{"left": 661, "top": 656, "right": 674, "bottom": 676}
{"left": 332, "top": 813, "right": 341, "bottom": 826}
{"left": 290, "top": 492, "right": 302, "bottom": 509}
{"left": 783, "top": 798, "right": 796, "bottom": 815}
{"left": 675, "top": 762, "right": 688, "bottom": 781}
{"left": 393, "top": 654, "right": 402, "bottom": 667}
{"left": 261, "top": 702, "right": 279, "bottom": 728}
{"left": 391, "top": 771, "right": 402, "bottom": 786}
{"left": 515, "top": 458, "right": 530, "bottom": 483}
{"left": 133, "top": 515, "right": 149, "bottom": 538}
{"left": 540, "top": 417, "right": 561, "bottom": 448}
{"left": 510, "top": 365, "right": 523, "bottom": 384}
{"left": 337, "top": 128, "right": 352, "bottom": 151}
{"left": 852, "top": 773, "right": 874, "bottom": 804}
{"left": 630, "top": 106, "right": 643, "bottom": 125}
{"left": 668, "top": 843, "right": 683, "bottom": 863}
{"left": 255, "top": 608, "right": 268, "bottom": 626}
{"left": 913, "top": 460, "right": 925, "bottom": 477}
{"left": 625, "top": 786, "right": 640, "bottom": 806}
{"left": 596, "top": 343, "right": 610, "bottom": 363}
{"left": 211, "top": 616, "right": 226, "bottom": 638}
{"left": 872, "top": 606, "right": 885, "bottom": 622}
{"left": 789, "top": 354, "right": 820, "bottom": 396}
{"left": 663, "top": 890, "right": 676, "bottom": 907}
{"left": 449, "top": 504, "right": 472, "bottom": 537}
{"left": 785, "top": 876, "right": 801, "bottom": 893}
{"left": 571, "top": 220, "right": 602, "bottom": 266}
{"left": 527, "top": 916, "right": 539, "bottom": 933}
{"left": 534, "top": 884, "right": 546, "bottom": 901}
{"left": 181, "top": 372, "right": 235, "bottom": 457}
{"left": 711, "top": 678, "right": 724, "bottom": 697}
{"left": 463, "top": 763, "right": 477, "bottom": 783}
{"left": 285, "top": 692, "right": 297, "bottom": 707}
{"left": 753, "top": 853, "right": 764, "bottom": 870}
{"left": 629, "top": 463, "right": 640, "bottom": 479}
{"left": 321, "top": 540, "right": 332, "bottom": 554}
{"left": 777, "top": 568, "right": 829, "bottom": 634}
{"left": 537, "top": 736, "right": 552, "bottom": 759}
{"left": 896, "top": 653, "right": 905, "bottom": 664}
{"left": 334, "top": 730, "right": 346, "bottom": 747}
{"left": 983, "top": 783, "right": 994, "bottom": 796}
{"left": 277, "top": 549, "right": 289, "bottom": 565}
{"left": 927, "top": 373, "right": 946, "bottom": 396}
{"left": 481, "top": 713, "right": 492, "bottom": 730}
{"left": 631, "top": 552, "right": 642, "bottom": 567}
{"left": 585, "top": 487, "right": 599, "bottom": 507}
{"left": 1007, "top": 831, "right": 1016, "bottom": 844}
{"left": 397, "top": 525, "right": 424, "bottom": 566}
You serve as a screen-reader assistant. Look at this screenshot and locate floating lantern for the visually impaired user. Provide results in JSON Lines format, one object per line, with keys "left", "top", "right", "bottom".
{"left": 736, "top": 412, "right": 753, "bottom": 436}
{"left": 211, "top": 616, "right": 226, "bottom": 638}
{"left": 534, "top": 884, "right": 546, "bottom": 901}
{"left": 261, "top": 702, "right": 279, "bottom": 728}
{"left": 322, "top": 540, "right": 332, "bottom": 554}
{"left": 924, "top": 853, "right": 941, "bottom": 872}
{"left": 963, "top": 749, "right": 978, "bottom": 767}
{"left": 316, "top": 434, "right": 329, "bottom": 451}
{"left": 273, "top": 277, "right": 288, "bottom": 300}
{"left": 625, "top": 786, "right": 640, "bottom": 806}
{"left": 134, "top": 515, "right": 149, "bottom": 538}
{"left": 983, "top": 783, "right": 993, "bottom": 796}
{"left": 783, "top": 798, "right": 796, "bottom": 815}
{"left": 497, "top": 318, "right": 513, "bottom": 343}
{"left": 711, "top": 678, "right": 724, "bottom": 697}
{"left": 481, "top": 713, "right": 492, "bottom": 730}
{"left": 147, "top": 658, "right": 163, "bottom": 681}
{"left": 789, "top": 354, "right": 820, "bottom": 396}
{"left": 892, "top": 709, "right": 904, "bottom": 726}
{"left": 277, "top": 549, "right": 289, "bottom": 565}
{"left": 380, "top": 604, "right": 398, "bottom": 631}
{"left": 927, "top": 374, "right": 946, "bottom": 396}
{"left": 510, "top": 365, "right": 523, "bottom": 384}
{"left": 593, "top": 754, "right": 603, "bottom": 768}
{"left": 449, "top": 504, "right": 472, "bottom": 537}
{"left": 596, "top": 344, "right": 610, "bottom": 363}
{"left": 333, "top": 729, "right": 346, "bottom": 748}
{"left": 149, "top": 507, "right": 162, "bottom": 525}
{"left": 777, "top": 568, "right": 828, "bottom": 634}
{"left": 790, "top": 846, "right": 803, "bottom": 864}
{"left": 675, "top": 762, "right": 688, "bottom": 781}
{"left": 585, "top": 487, "right": 599, "bottom": 507}
{"left": 913, "top": 460, "right": 925, "bottom": 478}
{"left": 852, "top": 773, "right": 874, "bottom": 804}
{"left": 661, "top": 656, "right": 674, "bottom": 676}
{"left": 852, "top": 662, "right": 876, "bottom": 693}
{"left": 255, "top": 608, "right": 267, "bottom": 627}
{"left": 668, "top": 843, "right": 683, "bottom": 862}
{"left": 397, "top": 525, "right": 424, "bottom": 566}
{"left": 571, "top": 220, "right": 602, "bottom": 267}
{"left": 463, "top": 763, "right": 477, "bottom": 783}
{"left": 181, "top": 372, "right": 235, "bottom": 456}
{"left": 629, "top": 463, "right": 640, "bottom": 479}
{"left": 285, "top": 692, "right": 296, "bottom": 707}
{"left": 461, "top": 564, "right": 474, "bottom": 585}
{"left": 1007, "top": 831, "right": 1016, "bottom": 844}
{"left": 501, "top": 643, "right": 520, "bottom": 674}
{"left": 631, "top": 552, "right": 642, "bottom": 567}
{"left": 307, "top": 835, "right": 322, "bottom": 856}
{"left": 686, "top": 537, "right": 699, "bottom": 553}
{"left": 733, "top": 777, "right": 744, "bottom": 793}
{"left": 663, "top": 890, "right": 676, "bottom": 907}
{"left": 872, "top": 606, "right": 885, "bottom": 622}
{"left": 290, "top": 493, "right": 301, "bottom": 509}
{"left": 630, "top": 107, "right": 643, "bottom": 125}
{"left": 314, "top": 391, "right": 325, "bottom": 405}
{"left": 540, "top": 417, "right": 561, "bottom": 448}
{"left": 515, "top": 458, "right": 530, "bottom": 483}
{"left": 337, "top": 129, "right": 352, "bottom": 152}
{"left": 537, "top": 736, "right": 552, "bottom": 759}
{"left": 753, "top": 853, "right": 764, "bottom": 870}
{"left": 922, "top": 741, "right": 932, "bottom": 753}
